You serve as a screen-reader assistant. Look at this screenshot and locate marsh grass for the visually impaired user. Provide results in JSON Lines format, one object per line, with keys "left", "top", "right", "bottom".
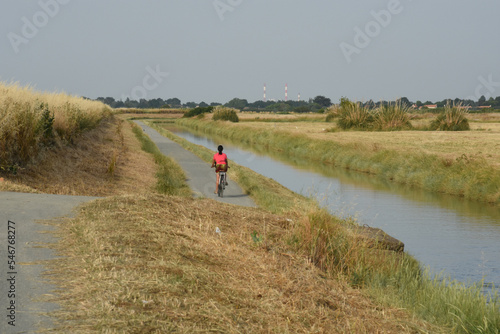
{"left": 369, "top": 267, "right": 500, "bottom": 333}
{"left": 373, "top": 103, "right": 413, "bottom": 131}
{"left": 430, "top": 103, "right": 470, "bottom": 131}
{"left": 0, "top": 82, "right": 110, "bottom": 170}
{"left": 337, "top": 98, "right": 373, "bottom": 130}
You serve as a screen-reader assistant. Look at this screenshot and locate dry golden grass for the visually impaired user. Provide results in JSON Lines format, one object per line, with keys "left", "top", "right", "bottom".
{"left": 47, "top": 194, "right": 439, "bottom": 333}
{"left": 0, "top": 81, "right": 110, "bottom": 169}
{"left": 0, "top": 116, "right": 157, "bottom": 196}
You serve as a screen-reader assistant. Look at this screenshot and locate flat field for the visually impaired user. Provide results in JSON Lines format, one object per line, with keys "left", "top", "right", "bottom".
{"left": 235, "top": 112, "right": 500, "bottom": 169}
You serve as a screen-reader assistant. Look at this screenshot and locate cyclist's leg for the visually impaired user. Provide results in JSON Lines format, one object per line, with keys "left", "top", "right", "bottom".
{"left": 214, "top": 170, "right": 219, "bottom": 194}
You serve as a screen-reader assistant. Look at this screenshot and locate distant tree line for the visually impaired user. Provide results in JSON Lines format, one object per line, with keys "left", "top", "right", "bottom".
{"left": 92, "top": 95, "right": 500, "bottom": 112}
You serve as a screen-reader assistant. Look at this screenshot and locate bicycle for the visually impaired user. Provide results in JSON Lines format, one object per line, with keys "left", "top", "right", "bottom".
{"left": 217, "top": 171, "right": 227, "bottom": 197}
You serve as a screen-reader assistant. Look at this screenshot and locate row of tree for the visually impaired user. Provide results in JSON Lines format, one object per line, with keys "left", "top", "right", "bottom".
{"left": 93, "top": 95, "right": 500, "bottom": 112}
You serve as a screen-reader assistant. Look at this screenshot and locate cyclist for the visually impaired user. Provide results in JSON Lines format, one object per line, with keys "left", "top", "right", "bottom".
{"left": 211, "top": 145, "right": 229, "bottom": 194}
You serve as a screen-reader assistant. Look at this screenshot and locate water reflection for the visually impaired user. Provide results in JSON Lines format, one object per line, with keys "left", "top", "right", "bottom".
{"left": 163, "top": 124, "right": 500, "bottom": 291}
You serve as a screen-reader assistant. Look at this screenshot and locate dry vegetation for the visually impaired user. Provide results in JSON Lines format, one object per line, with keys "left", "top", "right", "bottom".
{"left": 47, "top": 194, "right": 439, "bottom": 333}
{"left": 0, "top": 116, "right": 157, "bottom": 196}
{"left": 0, "top": 82, "right": 111, "bottom": 171}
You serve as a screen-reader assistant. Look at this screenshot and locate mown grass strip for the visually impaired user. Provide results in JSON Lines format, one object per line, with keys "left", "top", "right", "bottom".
{"left": 175, "top": 118, "right": 500, "bottom": 205}
{"left": 131, "top": 122, "right": 190, "bottom": 196}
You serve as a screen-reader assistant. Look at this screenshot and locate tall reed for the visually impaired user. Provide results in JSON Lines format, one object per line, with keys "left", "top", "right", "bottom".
{"left": 430, "top": 103, "right": 470, "bottom": 131}
{"left": 337, "top": 98, "right": 373, "bottom": 130}
{"left": 373, "top": 102, "right": 413, "bottom": 131}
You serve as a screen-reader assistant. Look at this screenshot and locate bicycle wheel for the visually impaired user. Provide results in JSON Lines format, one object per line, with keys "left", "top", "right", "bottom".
{"left": 218, "top": 173, "right": 225, "bottom": 197}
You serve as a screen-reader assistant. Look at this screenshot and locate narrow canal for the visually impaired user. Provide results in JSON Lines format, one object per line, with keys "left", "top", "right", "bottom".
{"left": 166, "top": 125, "right": 500, "bottom": 293}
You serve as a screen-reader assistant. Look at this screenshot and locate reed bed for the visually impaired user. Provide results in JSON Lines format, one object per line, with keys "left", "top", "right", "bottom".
{"left": 0, "top": 81, "right": 110, "bottom": 170}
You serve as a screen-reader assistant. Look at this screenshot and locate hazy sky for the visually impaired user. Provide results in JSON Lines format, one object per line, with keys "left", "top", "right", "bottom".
{"left": 1, "top": 0, "right": 499, "bottom": 104}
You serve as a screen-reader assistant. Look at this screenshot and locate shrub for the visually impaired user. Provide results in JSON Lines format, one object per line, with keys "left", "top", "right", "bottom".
{"left": 429, "top": 103, "right": 470, "bottom": 131}
{"left": 183, "top": 106, "right": 213, "bottom": 118}
{"left": 212, "top": 106, "right": 239, "bottom": 122}
{"left": 337, "top": 98, "right": 373, "bottom": 129}
{"left": 373, "top": 103, "right": 413, "bottom": 131}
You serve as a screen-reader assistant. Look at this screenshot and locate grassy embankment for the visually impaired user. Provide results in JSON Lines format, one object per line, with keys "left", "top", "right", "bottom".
{"left": 175, "top": 117, "right": 500, "bottom": 205}
{"left": 149, "top": 120, "right": 499, "bottom": 333}
{"left": 0, "top": 82, "right": 110, "bottom": 173}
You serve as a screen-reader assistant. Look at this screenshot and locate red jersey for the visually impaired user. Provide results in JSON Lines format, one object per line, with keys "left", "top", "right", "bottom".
{"left": 213, "top": 153, "right": 227, "bottom": 165}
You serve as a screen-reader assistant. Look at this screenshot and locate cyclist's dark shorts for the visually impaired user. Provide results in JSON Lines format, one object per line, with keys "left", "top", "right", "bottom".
{"left": 215, "top": 164, "right": 227, "bottom": 173}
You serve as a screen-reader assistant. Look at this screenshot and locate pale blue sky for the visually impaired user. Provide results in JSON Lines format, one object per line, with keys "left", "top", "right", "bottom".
{"left": 1, "top": 0, "right": 499, "bottom": 104}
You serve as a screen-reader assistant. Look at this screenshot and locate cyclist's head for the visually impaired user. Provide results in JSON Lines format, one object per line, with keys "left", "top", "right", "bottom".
{"left": 217, "top": 145, "right": 223, "bottom": 154}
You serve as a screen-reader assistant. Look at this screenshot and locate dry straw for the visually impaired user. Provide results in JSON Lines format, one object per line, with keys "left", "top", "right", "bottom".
{"left": 0, "top": 81, "right": 110, "bottom": 169}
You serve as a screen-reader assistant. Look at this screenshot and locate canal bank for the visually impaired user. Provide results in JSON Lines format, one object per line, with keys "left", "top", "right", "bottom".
{"left": 156, "top": 120, "right": 500, "bottom": 295}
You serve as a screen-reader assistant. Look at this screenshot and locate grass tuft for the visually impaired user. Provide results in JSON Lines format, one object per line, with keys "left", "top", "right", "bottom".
{"left": 337, "top": 98, "right": 373, "bottom": 130}
{"left": 373, "top": 103, "right": 413, "bottom": 131}
{"left": 430, "top": 103, "right": 470, "bottom": 131}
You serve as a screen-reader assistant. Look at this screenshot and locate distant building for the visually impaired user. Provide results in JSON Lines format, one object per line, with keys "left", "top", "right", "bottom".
{"left": 424, "top": 104, "right": 438, "bottom": 109}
